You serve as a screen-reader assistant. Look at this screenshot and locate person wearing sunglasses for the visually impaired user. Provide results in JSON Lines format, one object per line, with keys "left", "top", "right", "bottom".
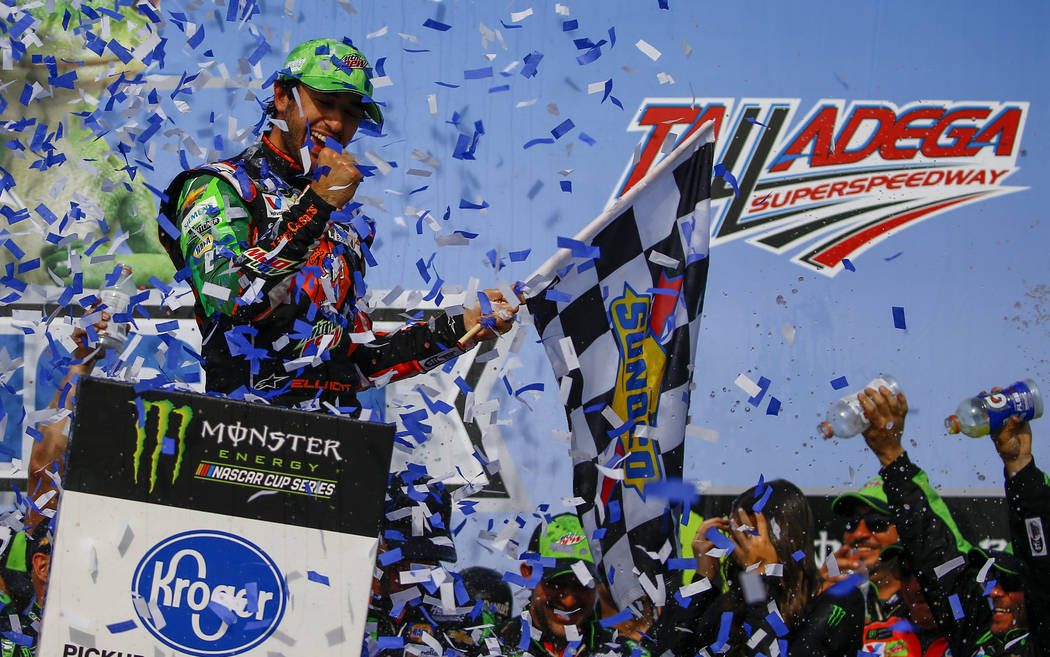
{"left": 985, "top": 388, "right": 1049, "bottom": 652}
{"left": 857, "top": 383, "right": 1041, "bottom": 656}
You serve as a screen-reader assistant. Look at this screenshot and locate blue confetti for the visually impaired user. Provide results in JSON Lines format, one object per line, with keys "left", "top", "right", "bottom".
{"left": 523, "top": 137, "right": 555, "bottom": 149}
{"left": 830, "top": 376, "right": 849, "bottom": 390}
{"left": 464, "top": 66, "right": 493, "bottom": 79}
{"left": 705, "top": 526, "right": 735, "bottom": 554}
{"left": 161, "top": 437, "right": 175, "bottom": 455}
{"left": 884, "top": 251, "right": 903, "bottom": 261}
{"left": 841, "top": 258, "right": 856, "bottom": 271}
{"left": 766, "top": 611, "right": 790, "bottom": 637}
{"left": 752, "top": 485, "right": 773, "bottom": 513}
{"left": 560, "top": 180, "right": 572, "bottom": 192}
{"left": 600, "top": 609, "right": 633, "bottom": 628}
{"left": 714, "top": 162, "right": 741, "bottom": 195}
{"left": 792, "top": 550, "right": 805, "bottom": 562}
{"left": 712, "top": 612, "right": 733, "bottom": 651}
{"left": 949, "top": 593, "right": 964, "bottom": 619}
{"left": 563, "top": 19, "right": 579, "bottom": 31}
{"left": 307, "top": 570, "right": 330, "bottom": 586}
{"left": 892, "top": 306, "right": 906, "bottom": 330}
{"left": 106, "top": 620, "right": 137, "bottom": 634}
{"left": 544, "top": 289, "right": 573, "bottom": 303}
{"left": 766, "top": 397, "right": 781, "bottom": 415}
{"left": 551, "top": 119, "right": 575, "bottom": 139}
{"left": 423, "top": 18, "right": 452, "bottom": 31}
{"left": 379, "top": 547, "right": 403, "bottom": 566}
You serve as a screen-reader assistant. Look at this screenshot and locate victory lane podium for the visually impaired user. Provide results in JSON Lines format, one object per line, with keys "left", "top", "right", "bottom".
{"left": 40, "top": 377, "right": 394, "bottom": 657}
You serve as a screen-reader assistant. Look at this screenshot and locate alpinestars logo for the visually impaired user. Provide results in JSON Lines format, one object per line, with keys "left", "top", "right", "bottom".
{"left": 131, "top": 400, "right": 194, "bottom": 493}
{"left": 617, "top": 98, "right": 1027, "bottom": 276}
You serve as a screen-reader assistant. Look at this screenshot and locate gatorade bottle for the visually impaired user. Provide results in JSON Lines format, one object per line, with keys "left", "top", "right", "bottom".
{"left": 818, "top": 375, "right": 902, "bottom": 439}
{"left": 945, "top": 380, "right": 1043, "bottom": 437}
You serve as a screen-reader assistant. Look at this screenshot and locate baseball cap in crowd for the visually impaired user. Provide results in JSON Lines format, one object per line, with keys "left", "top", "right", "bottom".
{"left": 832, "top": 476, "right": 891, "bottom": 516}
{"left": 968, "top": 548, "right": 1028, "bottom": 592}
{"left": 277, "top": 38, "right": 383, "bottom": 125}
{"left": 527, "top": 514, "right": 600, "bottom": 583}
{"left": 380, "top": 473, "right": 456, "bottom": 563}
{"left": 460, "top": 566, "right": 513, "bottom": 623}
{"left": 26, "top": 521, "right": 53, "bottom": 563}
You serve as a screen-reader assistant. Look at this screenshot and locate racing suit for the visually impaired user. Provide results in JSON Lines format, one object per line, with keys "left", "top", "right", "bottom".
{"left": 158, "top": 136, "right": 468, "bottom": 409}
{"left": 1004, "top": 460, "right": 1050, "bottom": 651}
{"left": 880, "top": 452, "right": 1038, "bottom": 656}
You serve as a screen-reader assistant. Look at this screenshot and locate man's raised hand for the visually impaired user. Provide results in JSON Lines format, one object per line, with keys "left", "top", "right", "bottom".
{"left": 313, "top": 147, "right": 363, "bottom": 209}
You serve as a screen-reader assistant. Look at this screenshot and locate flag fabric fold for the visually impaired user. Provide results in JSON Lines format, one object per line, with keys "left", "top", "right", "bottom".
{"left": 525, "top": 124, "right": 714, "bottom": 608}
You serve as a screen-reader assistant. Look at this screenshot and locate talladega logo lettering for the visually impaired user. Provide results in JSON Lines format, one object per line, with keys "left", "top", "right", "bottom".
{"left": 131, "top": 530, "right": 286, "bottom": 657}
{"left": 617, "top": 98, "right": 1027, "bottom": 275}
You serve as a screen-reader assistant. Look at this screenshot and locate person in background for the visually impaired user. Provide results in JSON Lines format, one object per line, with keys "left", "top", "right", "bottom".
{"left": 495, "top": 513, "right": 648, "bottom": 657}
{"left": 0, "top": 520, "right": 50, "bottom": 656}
{"left": 985, "top": 387, "right": 1049, "bottom": 649}
{"left": 27, "top": 312, "right": 114, "bottom": 527}
{"left": 651, "top": 479, "right": 863, "bottom": 657}
{"left": 857, "top": 384, "right": 1041, "bottom": 655}
{"left": 366, "top": 472, "right": 462, "bottom": 657}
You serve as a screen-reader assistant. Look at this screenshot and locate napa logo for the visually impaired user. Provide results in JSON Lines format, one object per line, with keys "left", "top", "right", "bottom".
{"left": 609, "top": 284, "right": 668, "bottom": 496}
{"left": 131, "top": 530, "right": 286, "bottom": 657}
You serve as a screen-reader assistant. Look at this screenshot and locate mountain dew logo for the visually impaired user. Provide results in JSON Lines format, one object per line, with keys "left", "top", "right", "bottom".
{"left": 130, "top": 400, "right": 193, "bottom": 493}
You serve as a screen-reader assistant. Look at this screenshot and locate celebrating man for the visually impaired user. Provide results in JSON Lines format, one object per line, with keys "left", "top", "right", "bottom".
{"left": 158, "top": 38, "right": 514, "bottom": 409}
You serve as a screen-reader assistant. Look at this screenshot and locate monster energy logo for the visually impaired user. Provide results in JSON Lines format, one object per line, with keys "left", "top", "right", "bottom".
{"left": 827, "top": 604, "right": 846, "bottom": 627}
{"left": 130, "top": 400, "right": 193, "bottom": 493}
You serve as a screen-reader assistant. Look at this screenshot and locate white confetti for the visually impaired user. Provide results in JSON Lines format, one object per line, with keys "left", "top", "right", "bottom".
{"left": 427, "top": 93, "right": 438, "bottom": 116}
{"left": 686, "top": 424, "right": 719, "bottom": 443}
{"left": 934, "top": 555, "right": 966, "bottom": 578}
{"left": 648, "top": 251, "right": 679, "bottom": 268}
{"left": 679, "top": 577, "right": 712, "bottom": 597}
{"left": 366, "top": 25, "right": 388, "bottom": 39}
{"left": 555, "top": 3, "right": 571, "bottom": 15}
{"left": 635, "top": 39, "right": 662, "bottom": 61}
{"left": 781, "top": 323, "right": 796, "bottom": 347}
{"left": 558, "top": 336, "right": 580, "bottom": 371}
{"left": 657, "top": 72, "right": 675, "bottom": 85}
{"left": 734, "top": 373, "right": 762, "bottom": 397}
{"left": 510, "top": 8, "right": 534, "bottom": 22}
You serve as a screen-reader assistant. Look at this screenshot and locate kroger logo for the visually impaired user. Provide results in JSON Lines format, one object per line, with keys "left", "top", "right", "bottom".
{"left": 131, "top": 530, "right": 286, "bottom": 656}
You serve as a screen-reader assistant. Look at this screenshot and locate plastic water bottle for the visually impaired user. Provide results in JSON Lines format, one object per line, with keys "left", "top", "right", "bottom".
{"left": 98, "top": 265, "right": 134, "bottom": 351}
{"left": 818, "top": 374, "right": 902, "bottom": 439}
{"left": 945, "top": 380, "right": 1043, "bottom": 437}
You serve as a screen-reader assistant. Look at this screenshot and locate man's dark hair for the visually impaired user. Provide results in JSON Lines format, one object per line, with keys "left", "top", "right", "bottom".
{"left": 264, "top": 78, "right": 299, "bottom": 119}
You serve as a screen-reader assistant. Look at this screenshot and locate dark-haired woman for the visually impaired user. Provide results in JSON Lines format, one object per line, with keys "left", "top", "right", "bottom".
{"left": 650, "top": 479, "right": 863, "bottom": 656}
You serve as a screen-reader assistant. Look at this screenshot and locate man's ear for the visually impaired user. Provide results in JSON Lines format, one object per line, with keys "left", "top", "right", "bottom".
{"left": 273, "top": 84, "right": 291, "bottom": 121}
{"left": 520, "top": 563, "right": 533, "bottom": 579}
{"left": 32, "top": 552, "right": 49, "bottom": 583}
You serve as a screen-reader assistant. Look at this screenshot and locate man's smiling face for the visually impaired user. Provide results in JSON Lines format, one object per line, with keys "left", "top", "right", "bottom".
{"left": 522, "top": 565, "right": 597, "bottom": 641}
{"left": 842, "top": 504, "right": 899, "bottom": 573}
{"left": 271, "top": 83, "right": 365, "bottom": 169}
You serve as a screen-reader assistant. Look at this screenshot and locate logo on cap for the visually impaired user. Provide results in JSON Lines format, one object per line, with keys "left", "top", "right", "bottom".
{"left": 557, "top": 533, "right": 585, "bottom": 546}
{"left": 342, "top": 53, "right": 367, "bottom": 69}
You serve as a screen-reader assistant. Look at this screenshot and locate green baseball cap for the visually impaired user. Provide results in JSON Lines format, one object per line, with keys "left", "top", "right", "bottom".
{"left": 278, "top": 38, "right": 383, "bottom": 125}
{"left": 832, "top": 476, "right": 891, "bottom": 516}
{"left": 529, "top": 514, "right": 599, "bottom": 581}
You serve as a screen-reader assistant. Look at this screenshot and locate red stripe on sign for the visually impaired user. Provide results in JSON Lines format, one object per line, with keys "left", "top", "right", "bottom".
{"left": 811, "top": 194, "right": 982, "bottom": 269}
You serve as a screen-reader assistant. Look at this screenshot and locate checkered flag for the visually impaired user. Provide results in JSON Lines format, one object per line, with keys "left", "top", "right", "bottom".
{"left": 524, "top": 125, "right": 713, "bottom": 608}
